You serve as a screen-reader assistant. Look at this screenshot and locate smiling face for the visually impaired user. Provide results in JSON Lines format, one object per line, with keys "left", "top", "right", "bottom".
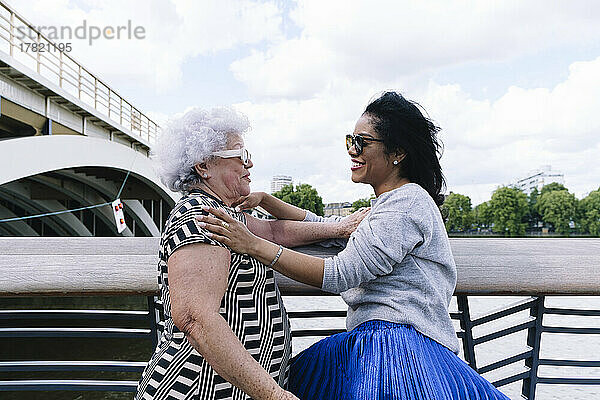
{"left": 203, "top": 133, "right": 253, "bottom": 205}
{"left": 349, "top": 114, "right": 406, "bottom": 196}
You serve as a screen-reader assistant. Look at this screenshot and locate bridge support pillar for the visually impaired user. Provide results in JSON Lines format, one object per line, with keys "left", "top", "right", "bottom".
{"left": 42, "top": 118, "right": 52, "bottom": 136}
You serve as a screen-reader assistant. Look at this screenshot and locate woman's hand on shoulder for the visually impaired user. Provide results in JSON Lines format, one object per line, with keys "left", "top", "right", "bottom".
{"left": 197, "top": 206, "right": 260, "bottom": 254}
{"left": 337, "top": 207, "right": 370, "bottom": 238}
{"left": 232, "top": 192, "right": 265, "bottom": 212}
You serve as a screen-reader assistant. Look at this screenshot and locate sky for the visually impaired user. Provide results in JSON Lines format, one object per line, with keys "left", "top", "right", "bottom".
{"left": 6, "top": 0, "right": 600, "bottom": 205}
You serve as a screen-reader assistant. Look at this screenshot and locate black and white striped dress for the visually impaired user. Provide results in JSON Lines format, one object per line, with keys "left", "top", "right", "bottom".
{"left": 136, "top": 190, "right": 292, "bottom": 400}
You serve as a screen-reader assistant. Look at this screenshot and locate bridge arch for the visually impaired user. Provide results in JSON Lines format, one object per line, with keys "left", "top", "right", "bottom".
{"left": 0, "top": 135, "right": 178, "bottom": 236}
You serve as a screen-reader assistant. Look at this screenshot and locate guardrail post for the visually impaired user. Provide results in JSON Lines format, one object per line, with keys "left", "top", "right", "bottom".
{"left": 9, "top": 11, "right": 13, "bottom": 57}
{"left": 522, "top": 296, "right": 545, "bottom": 400}
{"left": 457, "top": 295, "right": 478, "bottom": 371}
{"left": 59, "top": 51, "right": 63, "bottom": 88}
{"left": 94, "top": 77, "right": 98, "bottom": 109}
{"left": 78, "top": 65, "right": 82, "bottom": 99}
{"left": 36, "top": 33, "right": 41, "bottom": 73}
{"left": 147, "top": 296, "right": 159, "bottom": 349}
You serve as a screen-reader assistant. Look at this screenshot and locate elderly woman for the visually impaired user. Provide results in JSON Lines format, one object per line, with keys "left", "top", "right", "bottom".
{"left": 199, "top": 92, "right": 511, "bottom": 399}
{"left": 135, "top": 107, "right": 367, "bottom": 400}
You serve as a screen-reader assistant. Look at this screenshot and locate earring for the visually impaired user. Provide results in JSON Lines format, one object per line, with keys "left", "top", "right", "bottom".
{"left": 393, "top": 160, "right": 399, "bottom": 165}
{"left": 203, "top": 174, "right": 208, "bottom": 178}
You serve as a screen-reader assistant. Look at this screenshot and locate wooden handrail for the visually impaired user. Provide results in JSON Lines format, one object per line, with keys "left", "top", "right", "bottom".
{"left": 1, "top": 237, "right": 599, "bottom": 297}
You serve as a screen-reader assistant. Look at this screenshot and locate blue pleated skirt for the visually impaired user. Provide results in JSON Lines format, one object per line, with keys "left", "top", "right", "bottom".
{"left": 289, "top": 320, "right": 510, "bottom": 400}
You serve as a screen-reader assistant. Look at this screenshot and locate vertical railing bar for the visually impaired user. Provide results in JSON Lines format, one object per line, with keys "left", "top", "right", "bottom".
{"left": 522, "top": 296, "right": 545, "bottom": 400}
{"left": 36, "top": 32, "right": 41, "bottom": 73}
{"left": 59, "top": 51, "right": 63, "bottom": 88}
{"left": 9, "top": 10, "right": 13, "bottom": 57}
{"left": 107, "top": 87, "right": 111, "bottom": 118}
{"left": 78, "top": 65, "right": 82, "bottom": 99}
{"left": 150, "top": 200, "right": 154, "bottom": 223}
{"left": 133, "top": 107, "right": 138, "bottom": 134}
{"left": 457, "top": 295, "right": 478, "bottom": 371}
{"left": 120, "top": 97, "right": 123, "bottom": 125}
{"left": 147, "top": 296, "right": 159, "bottom": 349}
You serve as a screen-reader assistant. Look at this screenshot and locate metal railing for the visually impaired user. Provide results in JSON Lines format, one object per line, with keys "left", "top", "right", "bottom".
{"left": 0, "top": 303, "right": 157, "bottom": 392}
{"left": 0, "top": 1, "right": 159, "bottom": 144}
{"left": 1, "top": 237, "right": 600, "bottom": 399}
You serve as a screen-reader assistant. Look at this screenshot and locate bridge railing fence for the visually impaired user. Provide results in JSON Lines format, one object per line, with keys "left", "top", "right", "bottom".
{"left": 1, "top": 238, "right": 599, "bottom": 399}
{"left": 0, "top": 1, "right": 159, "bottom": 145}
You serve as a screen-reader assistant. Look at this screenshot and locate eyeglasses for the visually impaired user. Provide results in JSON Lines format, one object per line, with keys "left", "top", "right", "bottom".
{"left": 211, "top": 148, "right": 252, "bottom": 167}
{"left": 346, "top": 134, "right": 384, "bottom": 155}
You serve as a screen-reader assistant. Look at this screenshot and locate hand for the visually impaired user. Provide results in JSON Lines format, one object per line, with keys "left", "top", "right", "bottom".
{"left": 337, "top": 207, "right": 370, "bottom": 238}
{"left": 232, "top": 192, "right": 265, "bottom": 212}
{"left": 197, "top": 206, "right": 260, "bottom": 254}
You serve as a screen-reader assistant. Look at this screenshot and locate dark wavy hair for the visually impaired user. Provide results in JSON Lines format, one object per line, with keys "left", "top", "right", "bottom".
{"left": 364, "top": 91, "right": 446, "bottom": 206}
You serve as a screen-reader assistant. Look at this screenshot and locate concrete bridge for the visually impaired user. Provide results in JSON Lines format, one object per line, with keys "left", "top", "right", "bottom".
{"left": 0, "top": 1, "right": 177, "bottom": 237}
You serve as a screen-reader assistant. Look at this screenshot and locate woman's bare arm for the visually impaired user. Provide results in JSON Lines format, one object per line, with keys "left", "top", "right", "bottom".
{"left": 198, "top": 208, "right": 326, "bottom": 288}
{"left": 244, "top": 208, "right": 369, "bottom": 247}
{"left": 232, "top": 192, "right": 306, "bottom": 220}
{"left": 168, "top": 243, "right": 297, "bottom": 400}
{"left": 251, "top": 237, "right": 325, "bottom": 288}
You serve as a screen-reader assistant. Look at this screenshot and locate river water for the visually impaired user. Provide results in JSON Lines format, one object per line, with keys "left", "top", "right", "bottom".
{"left": 282, "top": 296, "right": 600, "bottom": 400}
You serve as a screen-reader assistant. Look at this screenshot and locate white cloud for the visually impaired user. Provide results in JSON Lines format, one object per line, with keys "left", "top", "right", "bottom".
{"left": 425, "top": 57, "right": 600, "bottom": 202}
{"left": 234, "top": 56, "right": 600, "bottom": 204}
{"left": 232, "top": 0, "right": 600, "bottom": 98}
{"left": 7, "top": 0, "right": 598, "bottom": 205}
{"left": 230, "top": 37, "right": 332, "bottom": 98}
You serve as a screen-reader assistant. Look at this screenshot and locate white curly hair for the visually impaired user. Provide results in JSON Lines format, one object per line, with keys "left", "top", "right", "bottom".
{"left": 153, "top": 106, "right": 250, "bottom": 193}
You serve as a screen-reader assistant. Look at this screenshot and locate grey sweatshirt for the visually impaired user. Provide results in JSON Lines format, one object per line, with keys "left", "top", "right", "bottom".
{"left": 306, "top": 183, "right": 459, "bottom": 353}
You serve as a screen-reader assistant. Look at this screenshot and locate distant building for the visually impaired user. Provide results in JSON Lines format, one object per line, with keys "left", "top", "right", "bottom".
{"left": 270, "top": 175, "right": 293, "bottom": 194}
{"left": 324, "top": 202, "right": 353, "bottom": 217}
{"left": 514, "top": 165, "right": 565, "bottom": 194}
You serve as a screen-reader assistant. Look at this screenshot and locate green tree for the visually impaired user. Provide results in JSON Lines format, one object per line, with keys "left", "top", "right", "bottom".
{"left": 441, "top": 192, "right": 474, "bottom": 232}
{"left": 352, "top": 195, "right": 375, "bottom": 211}
{"left": 488, "top": 186, "right": 528, "bottom": 236}
{"left": 539, "top": 182, "right": 568, "bottom": 197}
{"left": 474, "top": 201, "right": 493, "bottom": 228}
{"left": 272, "top": 183, "right": 324, "bottom": 216}
{"left": 579, "top": 188, "right": 600, "bottom": 236}
{"left": 537, "top": 186, "right": 577, "bottom": 235}
{"left": 527, "top": 187, "right": 542, "bottom": 229}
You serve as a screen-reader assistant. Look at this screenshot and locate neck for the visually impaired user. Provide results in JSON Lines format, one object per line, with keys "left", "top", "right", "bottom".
{"left": 194, "top": 183, "right": 237, "bottom": 207}
{"left": 373, "top": 177, "right": 411, "bottom": 197}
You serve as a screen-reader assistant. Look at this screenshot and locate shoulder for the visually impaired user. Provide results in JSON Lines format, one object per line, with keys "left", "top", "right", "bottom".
{"left": 171, "top": 193, "right": 220, "bottom": 218}
{"left": 168, "top": 192, "right": 240, "bottom": 226}
{"left": 162, "top": 193, "right": 231, "bottom": 260}
{"left": 164, "top": 194, "right": 228, "bottom": 239}
{"left": 372, "top": 184, "right": 435, "bottom": 217}
{"left": 367, "top": 184, "right": 442, "bottom": 237}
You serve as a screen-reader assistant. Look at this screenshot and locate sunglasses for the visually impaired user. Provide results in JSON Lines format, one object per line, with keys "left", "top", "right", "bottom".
{"left": 211, "top": 148, "right": 252, "bottom": 167}
{"left": 346, "top": 134, "right": 384, "bottom": 155}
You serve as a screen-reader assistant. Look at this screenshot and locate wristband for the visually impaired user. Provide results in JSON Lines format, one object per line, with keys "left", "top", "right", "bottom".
{"left": 268, "top": 245, "right": 283, "bottom": 267}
